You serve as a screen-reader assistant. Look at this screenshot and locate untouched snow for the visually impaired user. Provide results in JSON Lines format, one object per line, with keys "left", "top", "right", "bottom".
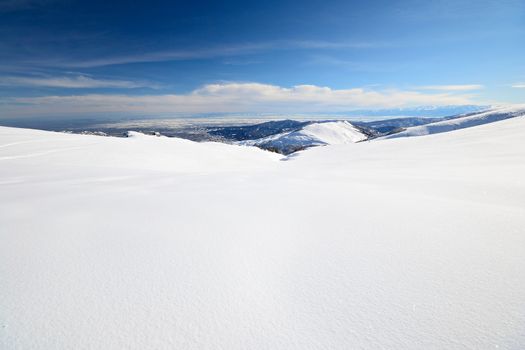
{"left": 1, "top": 118, "right": 525, "bottom": 349}
{"left": 0, "top": 128, "right": 282, "bottom": 173}
{"left": 240, "top": 120, "right": 368, "bottom": 152}
{"left": 381, "top": 105, "right": 525, "bottom": 139}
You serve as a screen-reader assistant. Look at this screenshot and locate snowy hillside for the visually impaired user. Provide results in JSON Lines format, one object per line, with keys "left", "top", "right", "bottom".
{"left": 1, "top": 118, "right": 525, "bottom": 349}
{"left": 240, "top": 120, "right": 368, "bottom": 154}
{"left": 380, "top": 105, "right": 525, "bottom": 139}
{"left": 0, "top": 128, "right": 281, "bottom": 173}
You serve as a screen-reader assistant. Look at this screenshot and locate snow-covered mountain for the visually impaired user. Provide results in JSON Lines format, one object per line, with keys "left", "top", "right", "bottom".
{"left": 239, "top": 120, "right": 370, "bottom": 154}
{"left": 208, "top": 119, "right": 310, "bottom": 141}
{"left": 353, "top": 116, "right": 453, "bottom": 134}
{"left": 1, "top": 117, "right": 525, "bottom": 349}
{"left": 300, "top": 104, "right": 489, "bottom": 118}
{"left": 380, "top": 105, "right": 525, "bottom": 139}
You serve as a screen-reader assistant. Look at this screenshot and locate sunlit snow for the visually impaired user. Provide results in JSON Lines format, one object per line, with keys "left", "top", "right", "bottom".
{"left": 1, "top": 116, "right": 524, "bottom": 349}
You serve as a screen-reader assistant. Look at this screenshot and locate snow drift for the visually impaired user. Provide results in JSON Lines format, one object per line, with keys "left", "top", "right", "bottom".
{"left": 1, "top": 117, "right": 525, "bottom": 349}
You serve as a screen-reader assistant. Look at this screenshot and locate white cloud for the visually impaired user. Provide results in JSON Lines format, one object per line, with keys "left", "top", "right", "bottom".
{"left": 33, "top": 40, "right": 390, "bottom": 68}
{"left": 1, "top": 82, "right": 480, "bottom": 117}
{"left": 511, "top": 83, "right": 525, "bottom": 88}
{"left": 0, "top": 75, "right": 154, "bottom": 88}
{"left": 418, "top": 84, "right": 484, "bottom": 91}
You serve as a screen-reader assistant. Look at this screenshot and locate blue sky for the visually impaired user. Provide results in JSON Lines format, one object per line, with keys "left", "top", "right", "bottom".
{"left": 0, "top": 0, "right": 524, "bottom": 118}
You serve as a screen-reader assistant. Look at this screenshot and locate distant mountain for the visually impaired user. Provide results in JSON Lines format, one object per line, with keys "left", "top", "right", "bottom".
{"left": 208, "top": 119, "right": 310, "bottom": 141}
{"left": 239, "top": 121, "right": 369, "bottom": 154}
{"left": 355, "top": 116, "right": 451, "bottom": 134}
{"left": 214, "top": 106, "right": 525, "bottom": 154}
{"left": 380, "top": 105, "right": 525, "bottom": 139}
{"left": 10, "top": 105, "right": 519, "bottom": 155}
{"left": 341, "top": 105, "right": 489, "bottom": 118}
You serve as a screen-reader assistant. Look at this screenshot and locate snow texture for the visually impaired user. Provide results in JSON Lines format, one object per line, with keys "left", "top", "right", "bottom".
{"left": 1, "top": 116, "right": 525, "bottom": 349}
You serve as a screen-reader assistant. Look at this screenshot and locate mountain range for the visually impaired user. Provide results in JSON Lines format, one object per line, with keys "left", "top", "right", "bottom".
{"left": 208, "top": 105, "right": 525, "bottom": 154}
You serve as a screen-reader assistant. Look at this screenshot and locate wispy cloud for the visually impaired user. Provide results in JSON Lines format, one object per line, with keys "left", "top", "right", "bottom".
{"left": 511, "top": 83, "right": 525, "bottom": 88}
{"left": 0, "top": 75, "right": 157, "bottom": 88}
{"left": 0, "top": 0, "right": 56, "bottom": 12}
{"left": 34, "top": 40, "right": 391, "bottom": 68}
{"left": 307, "top": 55, "right": 402, "bottom": 73}
{"left": 0, "top": 82, "right": 480, "bottom": 117}
{"left": 287, "top": 40, "right": 392, "bottom": 50}
{"left": 418, "top": 84, "right": 484, "bottom": 91}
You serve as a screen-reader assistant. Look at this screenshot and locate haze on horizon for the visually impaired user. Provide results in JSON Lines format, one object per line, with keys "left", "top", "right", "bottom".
{"left": 0, "top": 0, "right": 524, "bottom": 118}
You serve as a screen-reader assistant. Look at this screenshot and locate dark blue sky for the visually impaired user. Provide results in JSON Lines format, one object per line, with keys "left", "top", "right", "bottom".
{"left": 1, "top": 0, "right": 524, "bottom": 117}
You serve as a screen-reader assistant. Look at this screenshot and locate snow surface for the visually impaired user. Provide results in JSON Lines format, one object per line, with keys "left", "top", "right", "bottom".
{"left": 380, "top": 105, "right": 525, "bottom": 139}
{"left": 1, "top": 117, "right": 525, "bottom": 349}
{"left": 239, "top": 120, "right": 367, "bottom": 151}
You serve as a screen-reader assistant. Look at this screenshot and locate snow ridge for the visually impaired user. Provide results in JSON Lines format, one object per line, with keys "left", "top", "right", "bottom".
{"left": 239, "top": 120, "right": 368, "bottom": 154}
{"left": 380, "top": 105, "right": 525, "bottom": 139}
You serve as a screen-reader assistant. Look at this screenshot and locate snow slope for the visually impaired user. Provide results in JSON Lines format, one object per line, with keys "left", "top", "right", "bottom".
{"left": 380, "top": 105, "right": 525, "bottom": 139}
{"left": 240, "top": 120, "right": 368, "bottom": 153}
{"left": 1, "top": 118, "right": 525, "bottom": 349}
{"left": 0, "top": 128, "right": 281, "bottom": 173}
